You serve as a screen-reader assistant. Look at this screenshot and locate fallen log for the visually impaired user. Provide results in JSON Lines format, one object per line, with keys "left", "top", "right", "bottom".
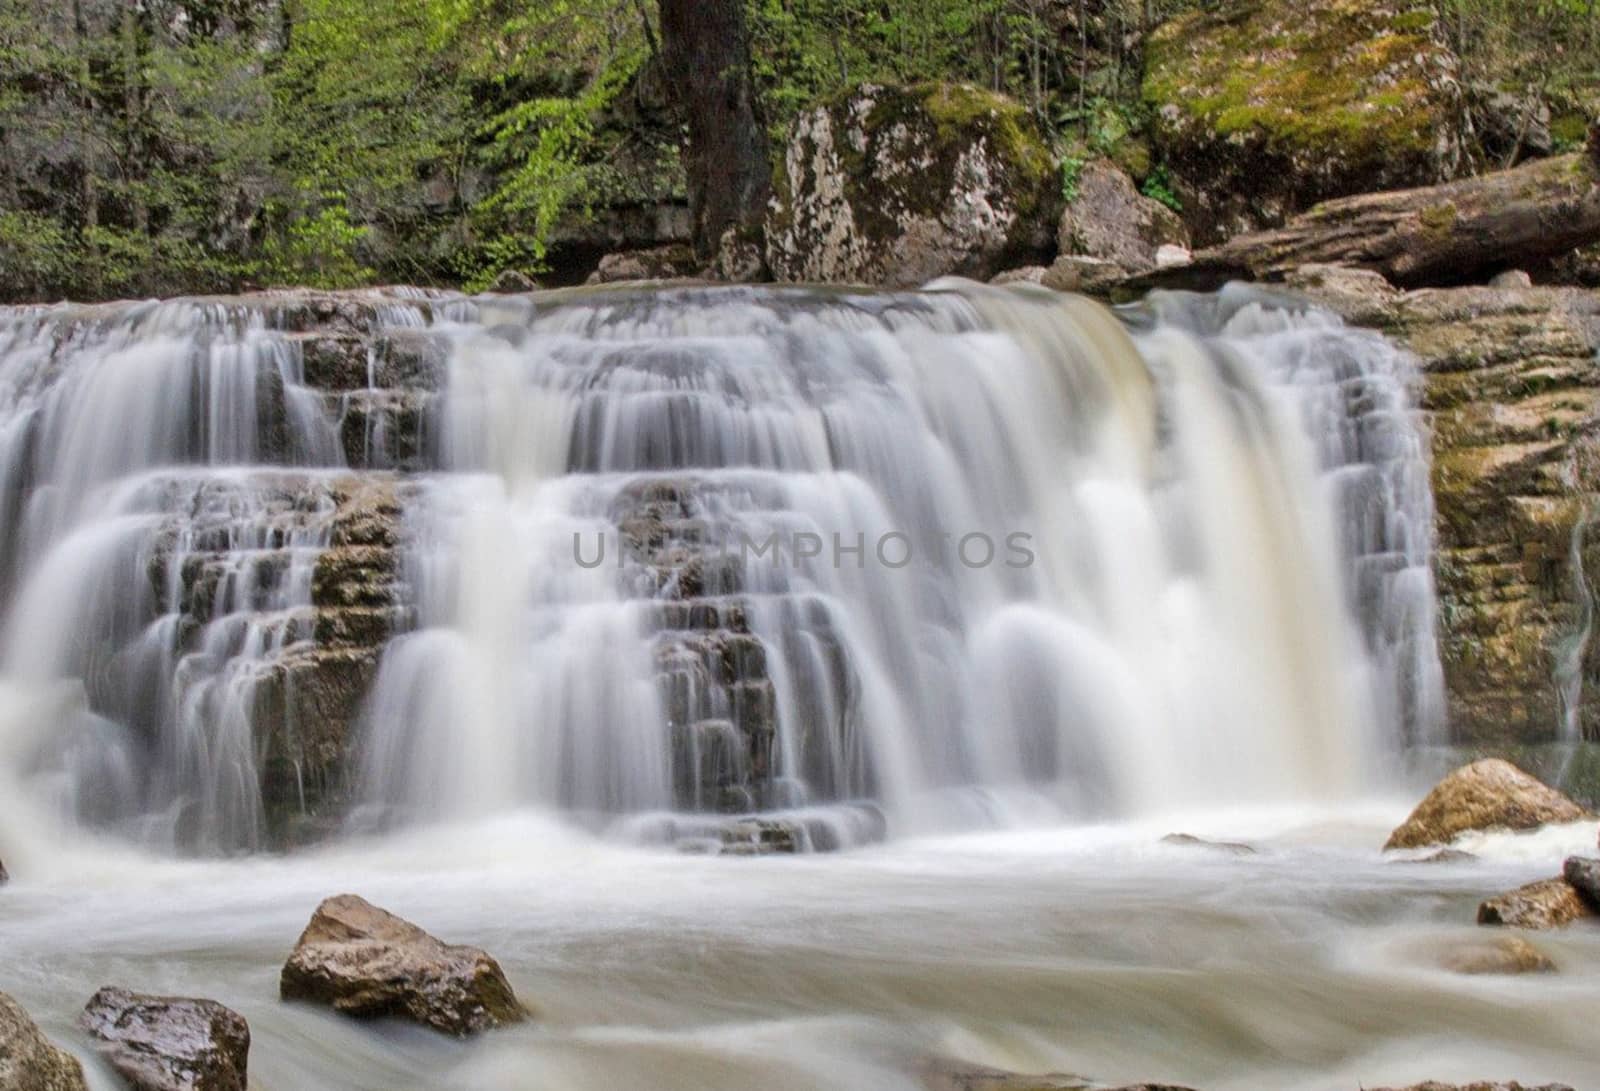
{"left": 1131, "top": 124, "right": 1600, "bottom": 292}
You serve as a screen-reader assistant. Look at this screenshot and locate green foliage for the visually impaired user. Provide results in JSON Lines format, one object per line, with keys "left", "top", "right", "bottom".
{"left": 1140, "top": 164, "right": 1182, "bottom": 213}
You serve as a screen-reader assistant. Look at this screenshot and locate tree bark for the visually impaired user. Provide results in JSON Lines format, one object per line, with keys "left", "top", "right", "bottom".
{"left": 1135, "top": 134, "right": 1600, "bottom": 292}
{"left": 657, "top": 0, "right": 770, "bottom": 260}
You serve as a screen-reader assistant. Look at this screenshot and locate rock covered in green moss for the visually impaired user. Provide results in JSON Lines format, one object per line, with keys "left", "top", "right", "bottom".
{"left": 1143, "top": 0, "right": 1468, "bottom": 243}
{"left": 766, "top": 82, "right": 1058, "bottom": 286}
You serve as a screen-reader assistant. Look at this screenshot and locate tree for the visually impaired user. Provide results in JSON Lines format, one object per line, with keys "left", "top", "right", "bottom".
{"left": 657, "top": 0, "right": 770, "bottom": 259}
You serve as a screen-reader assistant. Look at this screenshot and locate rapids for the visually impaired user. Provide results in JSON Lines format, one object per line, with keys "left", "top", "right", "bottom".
{"left": 0, "top": 282, "right": 1585, "bottom": 1091}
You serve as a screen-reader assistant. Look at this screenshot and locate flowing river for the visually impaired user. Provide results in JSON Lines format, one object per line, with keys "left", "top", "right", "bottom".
{"left": 0, "top": 283, "right": 1592, "bottom": 1090}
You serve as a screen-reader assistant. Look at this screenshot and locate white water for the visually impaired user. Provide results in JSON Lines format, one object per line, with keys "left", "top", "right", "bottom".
{"left": 4, "top": 282, "right": 1572, "bottom": 1091}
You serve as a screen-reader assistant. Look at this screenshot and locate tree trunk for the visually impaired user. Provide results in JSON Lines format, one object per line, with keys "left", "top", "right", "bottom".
{"left": 657, "top": 0, "right": 770, "bottom": 261}
{"left": 1135, "top": 135, "right": 1600, "bottom": 292}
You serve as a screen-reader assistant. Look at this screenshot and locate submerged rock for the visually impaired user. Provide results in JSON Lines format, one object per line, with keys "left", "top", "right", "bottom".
{"left": 1392, "top": 848, "right": 1478, "bottom": 866}
{"left": 766, "top": 82, "right": 1058, "bottom": 286}
{"left": 1384, "top": 760, "right": 1589, "bottom": 850}
{"left": 78, "top": 988, "right": 248, "bottom": 1091}
{"left": 1143, "top": 0, "right": 1467, "bottom": 242}
{"left": 1477, "top": 878, "right": 1596, "bottom": 930}
{"left": 1057, "top": 159, "right": 1188, "bottom": 274}
{"left": 280, "top": 894, "right": 527, "bottom": 1036}
{"left": 1561, "top": 856, "right": 1600, "bottom": 906}
{"left": 0, "top": 992, "right": 88, "bottom": 1091}
{"left": 1371, "top": 1083, "right": 1575, "bottom": 1091}
{"left": 1160, "top": 833, "right": 1256, "bottom": 855}
{"left": 921, "top": 1059, "right": 1195, "bottom": 1091}
{"left": 1434, "top": 934, "right": 1556, "bottom": 975}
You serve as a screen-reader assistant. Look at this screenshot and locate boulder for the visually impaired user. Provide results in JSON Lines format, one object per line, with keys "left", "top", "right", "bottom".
{"left": 0, "top": 858, "right": 7, "bottom": 884}
{"left": 1477, "top": 877, "right": 1596, "bottom": 929}
{"left": 78, "top": 988, "right": 248, "bottom": 1091}
{"left": 1561, "top": 856, "right": 1600, "bottom": 907}
{"left": 1058, "top": 159, "right": 1188, "bottom": 274}
{"left": 1470, "top": 84, "right": 1554, "bottom": 166}
{"left": 1040, "top": 256, "right": 1129, "bottom": 296}
{"left": 1143, "top": 0, "right": 1468, "bottom": 243}
{"left": 586, "top": 244, "right": 698, "bottom": 285}
{"left": 486, "top": 270, "right": 540, "bottom": 293}
{"left": 280, "top": 894, "right": 527, "bottom": 1036}
{"left": 1433, "top": 933, "right": 1555, "bottom": 975}
{"left": 0, "top": 992, "right": 88, "bottom": 1091}
{"left": 990, "top": 266, "right": 1049, "bottom": 286}
{"left": 766, "top": 82, "right": 1058, "bottom": 287}
{"left": 1487, "top": 269, "right": 1533, "bottom": 290}
{"left": 1384, "top": 760, "right": 1590, "bottom": 850}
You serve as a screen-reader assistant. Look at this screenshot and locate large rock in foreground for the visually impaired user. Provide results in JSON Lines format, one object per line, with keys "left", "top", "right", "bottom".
{"left": 767, "top": 82, "right": 1057, "bottom": 286}
{"left": 1477, "top": 878, "right": 1596, "bottom": 929}
{"left": 280, "top": 894, "right": 527, "bottom": 1036}
{"left": 0, "top": 992, "right": 87, "bottom": 1091}
{"left": 1385, "top": 760, "right": 1589, "bottom": 850}
{"left": 1143, "top": 0, "right": 1467, "bottom": 242}
{"left": 78, "top": 988, "right": 248, "bottom": 1091}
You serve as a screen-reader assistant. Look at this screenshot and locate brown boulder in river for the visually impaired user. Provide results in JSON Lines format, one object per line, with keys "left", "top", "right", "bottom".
{"left": 78, "top": 987, "right": 248, "bottom": 1091}
{"left": 1433, "top": 933, "right": 1555, "bottom": 976}
{"left": 0, "top": 991, "right": 88, "bottom": 1091}
{"left": 1477, "top": 878, "right": 1597, "bottom": 930}
{"left": 280, "top": 893, "right": 527, "bottom": 1036}
{"left": 1384, "top": 760, "right": 1590, "bottom": 850}
{"left": 1561, "top": 856, "right": 1600, "bottom": 907}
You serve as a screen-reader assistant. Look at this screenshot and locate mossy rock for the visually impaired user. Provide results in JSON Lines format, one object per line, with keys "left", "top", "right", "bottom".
{"left": 765, "top": 82, "right": 1059, "bottom": 286}
{"left": 1143, "top": 0, "right": 1468, "bottom": 243}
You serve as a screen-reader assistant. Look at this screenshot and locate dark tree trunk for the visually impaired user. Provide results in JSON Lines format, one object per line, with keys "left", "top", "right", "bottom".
{"left": 658, "top": 0, "right": 770, "bottom": 260}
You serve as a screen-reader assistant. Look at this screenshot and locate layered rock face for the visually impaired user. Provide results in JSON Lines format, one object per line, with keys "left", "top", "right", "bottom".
{"left": 1144, "top": 0, "right": 1468, "bottom": 243}
{"left": 1289, "top": 269, "right": 1600, "bottom": 746}
{"left": 766, "top": 82, "right": 1058, "bottom": 286}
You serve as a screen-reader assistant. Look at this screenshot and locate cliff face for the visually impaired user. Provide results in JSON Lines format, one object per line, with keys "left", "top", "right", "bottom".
{"left": 1291, "top": 267, "right": 1600, "bottom": 745}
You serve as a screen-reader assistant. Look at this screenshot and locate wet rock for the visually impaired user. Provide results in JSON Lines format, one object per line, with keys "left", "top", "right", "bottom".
{"left": 1144, "top": 0, "right": 1468, "bottom": 243}
{"left": 1155, "top": 244, "right": 1192, "bottom": 270}
{"left": 766, "top": 82, "right": 1058, "bottom": 287}
{"left": 1057, "top": 159, "right": 1188, "bottom": 274}
{"left": 1393, "top": 848, "right": 1478, "bottom": 865}
{"left": 922, "top": 1060, "right": 1196, "bottom": 1091}
{"left": 1370, "top": 1083, "right": 1575, "bottom": 1091}
{"left": 1561, "top": 856, "right": 1600, "bottom": 907}
{"left": 991, "top": 266, "right": 1049, "bottom": 286}
{"left": 0, "top": 858, "right": 7, "bottom": 883}
{"left": 487, "top": 270, "right": 540, "bottom": 293}
{"left": 280, "top": 894, "right": 527, "bottom": 1035}
{"left": 78, "top": 987, "right": 248, "bottom": 1091}
{"left": 0, "top": 991, "right": 88, "bottom": 1091}
{"left": 710, "top": 226, "right": 767, "bottom": 283}
{"left": 1477, "top": 877, "right": 1597, "bottom": 930}
{"left": 586, "top": 245, "right": 698, "bottom": 285}
{"left": 1041, "top": 256, "right": 1129, "bottom": 296}
{"left": 1384, "top": 760, "right": 1590, "bottom": 850}
{"left": 1160, "top": 833, "right": 1256, "bottom": 855}
{"left": 1434, "top": 934, "right": 1556, "bottom": 975}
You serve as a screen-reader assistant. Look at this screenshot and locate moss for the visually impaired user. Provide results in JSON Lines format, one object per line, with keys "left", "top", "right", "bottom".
{"left": 1142, "top": 0, "right": 1459, "bottom": 224}
{"left": 1552, "top": 112, "right": 1590, "bottom": 148}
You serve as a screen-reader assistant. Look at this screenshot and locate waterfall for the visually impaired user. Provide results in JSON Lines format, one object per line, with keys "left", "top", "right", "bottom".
{"left": 0, "top": 283, "right": 1442, "bottom": 853}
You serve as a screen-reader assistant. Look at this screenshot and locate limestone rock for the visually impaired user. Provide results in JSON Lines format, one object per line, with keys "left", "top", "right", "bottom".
{"left": 586, "top": 245, "right": 698, "bottom": 285}
{"left": 1477, "top": 877, "right": 1596, "bottom": 929}
{"left": 766, "top": 82, "right": 1058, "bottom": 287}
{"left": 1561, "top": 856, "right": 1600, "bottom": 906}
{"left": 486, "top": 270, "right": 540, "bottom": 293}
{"left": 0, "top": 992, "right": 87, "bottom": 1091}
{"left": 79, "top": 988, "right": 249, "bottom": 1091}
{"left": 280, "top": 894, "right": 527, "bottom": 1036}
{"left": 922, "top": 1059, "right": 1196, "bottom": 1091}
{"left": 1143, "top": 0, "right": 1468, "bottom": 243}
{"left": 1470, "top": 84, "right": 1554, "bottom": 166}
{"left": 1384, "top": 760, "right": 1589, "bottom": 850}
{"left": 990, "top": 266, "right": 1049, "bottom": 286}
{"left": 1058, "top": 159, "right": 1188, "bottom": 274}
{"left": 1488, "top": 269, "right": 1533, "bottom": 290}
{"left": 1433, "top": 933, "right": 1556, "bottom": 975}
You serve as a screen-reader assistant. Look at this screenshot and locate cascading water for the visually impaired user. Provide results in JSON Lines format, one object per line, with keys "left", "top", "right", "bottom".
{"left": 0, "top": 282, "right": 1441, "bottom": 855}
